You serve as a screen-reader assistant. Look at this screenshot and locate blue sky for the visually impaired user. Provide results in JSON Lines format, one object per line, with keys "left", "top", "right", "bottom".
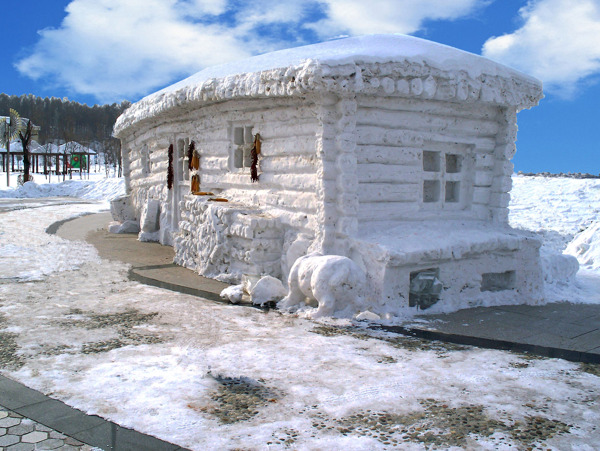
{"left": 2, "top": 0, "right": 599, "bottom": 173}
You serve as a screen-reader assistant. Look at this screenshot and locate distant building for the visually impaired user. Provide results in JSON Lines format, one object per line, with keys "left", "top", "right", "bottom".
{"left": 113, "top": 34, "right": 544, "bottom": 314}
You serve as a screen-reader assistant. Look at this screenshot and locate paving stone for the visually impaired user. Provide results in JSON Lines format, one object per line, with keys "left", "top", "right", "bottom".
{"left": 35, "top": 423, "right": 54, "bottom": 432}
{"left": 36, "top": 438, "right": 66, "bottom": 449}
{"left": 0, "top": 434, "right": 20, "bottom": 447}
{"left": 6, "top": 443, "right": 36, "bottom": 451}
{"left": 0, "top": 417, "right": 21, "bottom": 427}
{"left": 0, "top": 410, "right": 9, "bottom": 419}
{"left": 49, "top": 430, "right": 68, "bottom": 439}
{"left": 8, "top": 421, "right": 36, "bottom": 435}
{"left": 0, "top": 427, "right": 6, "bottom": 435}
{"left": 22, "top": 430, "right": 49, "bottom": 443}
{"left": 64, "top": 436, "right": 85, "bottom": 446}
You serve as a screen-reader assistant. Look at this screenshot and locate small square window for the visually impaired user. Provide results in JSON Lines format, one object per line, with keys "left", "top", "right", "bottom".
{"left": 446, "top": 154, "right": 462, "bottom": 173}
{"left": 423, "top": 180, "right": 440, "bottom": 203}
{"left": 445, "top": 181, "right": 460, "bottom": 202}
{"left": 423, "top": 151, "right": 441, "bottom": 172}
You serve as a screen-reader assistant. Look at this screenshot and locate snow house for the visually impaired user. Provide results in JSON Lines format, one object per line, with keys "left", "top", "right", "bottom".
{"left": 112, "top": 34, "right": 545, "bottom": 314}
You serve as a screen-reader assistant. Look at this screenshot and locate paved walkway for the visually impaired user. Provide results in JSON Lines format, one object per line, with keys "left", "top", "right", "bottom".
{"left": 0, "top": 374, "right": 186, "bottom": 450}
{"left": 381, "top": 303, "right": 600, "bottom": 364}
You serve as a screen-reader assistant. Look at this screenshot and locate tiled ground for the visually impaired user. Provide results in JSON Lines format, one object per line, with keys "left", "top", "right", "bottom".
{"left": 0, "top": 405, "right": 98, "bottom": 451}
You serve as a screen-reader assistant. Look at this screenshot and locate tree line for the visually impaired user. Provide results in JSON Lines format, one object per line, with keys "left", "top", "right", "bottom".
{"left": 0, "top": 93, "right": 131, "bottom": 176}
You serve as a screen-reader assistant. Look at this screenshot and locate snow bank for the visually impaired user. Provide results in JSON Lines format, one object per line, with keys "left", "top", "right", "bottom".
{"left": 510, "top": 175, "right": 600, "bottom": 304}
{"left": 509, "top": 175, "right": 600, "bottom": 252}
{"left": 566, "top": 222, "right": 600, "bottom": 270}
{"left": 0, "top": 177, "right": 125, "bottom": 201}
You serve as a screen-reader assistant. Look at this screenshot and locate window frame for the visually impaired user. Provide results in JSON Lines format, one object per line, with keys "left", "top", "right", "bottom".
{"left": 419, "top": 143, "right": 473, "bottom": 211}
{"left": 229, "top": 123, "right": 254, "bottom": 172}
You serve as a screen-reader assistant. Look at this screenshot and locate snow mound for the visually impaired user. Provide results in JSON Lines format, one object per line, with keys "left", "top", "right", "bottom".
{"left": 220, "top": 284, "right": 244, "bottom": 304}
{"left": 0, "top": 178, "right": 125, "bottom": 201}
{"left": 250, "top": 276, "right": 286, "bottom": 306}
{"left": 566, "top": 222, "right": 600, "bottom": 269}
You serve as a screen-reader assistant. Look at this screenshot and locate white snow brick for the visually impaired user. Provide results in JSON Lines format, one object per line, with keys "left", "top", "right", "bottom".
{"left": 251, "top": 276, "right": 287, "bottom": 306}
{"left": 108, "top": 220, "right": 140, "bottom": 234}
{"left": 140, "top": 199, "right": 160, "bottom": 233}
{"left": 110, "top": 195, "right": 136, "bottom": 222}
{"left": 220, "top": 284, "right": 244, "bottom": 304}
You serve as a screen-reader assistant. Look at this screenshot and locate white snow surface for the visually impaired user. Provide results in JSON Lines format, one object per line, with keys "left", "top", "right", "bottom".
{"left": 115, "top": 34, "right": 541, "bottom": 135}
{"left": 0, "top": 174, "right": 599, "bottom": 450}
{"left": 0, "top": 173, "right": 124, "bottom": 201}
{"left": 157, "top": 34, "right": 538, "bottom": 97}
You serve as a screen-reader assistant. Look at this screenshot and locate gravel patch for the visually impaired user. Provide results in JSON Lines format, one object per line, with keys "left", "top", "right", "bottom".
{"left": 189, "top": 375, "right": 283, "bottom": 424}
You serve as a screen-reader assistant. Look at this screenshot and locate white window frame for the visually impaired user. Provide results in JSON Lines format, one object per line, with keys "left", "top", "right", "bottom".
{"left": 420, "top": 143, "right": 473, "bottom": 211}
{"left": 229, "top": 124, "right": 254, "bottom": 172}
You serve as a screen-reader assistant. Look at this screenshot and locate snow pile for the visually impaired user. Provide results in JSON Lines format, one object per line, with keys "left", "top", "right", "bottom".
{"left": 566, "top": 222, "right": 600, "bottom": 269}
{"left": 0, "top": 177, "right": 125, "bottom": 201}
{"left": 510, "top": 174, "right": 600, "bottom": 303}
{"left": 509, "top": 174, "right": 600, "bottom": 252}
{"left": 250, "top": 276, "right": 287, "bottom": 306}
{"left": 0, "top": 203, "right": 105, "bottom": 282}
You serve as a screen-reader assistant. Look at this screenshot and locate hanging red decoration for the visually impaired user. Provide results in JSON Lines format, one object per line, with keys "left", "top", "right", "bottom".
{"left": 187, "top": 141, "right": 195, "bottom": 171}
{"left": 251, "top": 133, "right": 261, "bottom": 183}
{"left": 167, "top": 144, "right": 174, "bottom": 190}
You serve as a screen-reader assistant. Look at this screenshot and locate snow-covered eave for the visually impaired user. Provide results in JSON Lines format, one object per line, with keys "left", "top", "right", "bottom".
{"left": 114, "top": 58, "right": 542, "bottom": 138}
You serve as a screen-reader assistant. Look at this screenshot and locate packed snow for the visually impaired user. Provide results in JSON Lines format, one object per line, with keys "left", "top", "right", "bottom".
{"left": 0, "top": 171, "right": 124, "bottom": 202}
{"left": 0, "top": 173, "right": 599, "bottom": 450}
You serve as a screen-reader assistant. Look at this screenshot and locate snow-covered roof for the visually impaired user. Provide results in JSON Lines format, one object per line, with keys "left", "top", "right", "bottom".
{"left": 114, "top": 34, "right": 543, "bottom": 137}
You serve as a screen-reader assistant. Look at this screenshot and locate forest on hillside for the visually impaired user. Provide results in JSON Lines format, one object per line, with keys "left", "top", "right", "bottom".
{"left": 1, "top": 93, "right": 131, "bottom": 173}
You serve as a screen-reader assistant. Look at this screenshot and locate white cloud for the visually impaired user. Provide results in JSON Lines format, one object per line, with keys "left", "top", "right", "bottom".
{"left": 482, "top": 0, "right": 600, "bottom": 97}
{"left": 317, "top": 0, "right": 486, "bottom": 36}
{"left": 16, "top": 0, "right": 488, "bottom": 103}
{"left": 16, "top": 0, "right": 248, "bottom": 103}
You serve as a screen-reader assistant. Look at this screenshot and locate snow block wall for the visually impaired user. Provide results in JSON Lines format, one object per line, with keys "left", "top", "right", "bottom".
{"left": 174, "top": 197, "right": 284, "bottom": 283}
{"left": 114, "top": 34, "right": 545, "bottom": 315}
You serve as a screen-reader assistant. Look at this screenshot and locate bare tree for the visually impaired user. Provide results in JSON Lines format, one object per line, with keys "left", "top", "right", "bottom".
{"left": 18, "top": 120, "right": 33, "bottom": 184}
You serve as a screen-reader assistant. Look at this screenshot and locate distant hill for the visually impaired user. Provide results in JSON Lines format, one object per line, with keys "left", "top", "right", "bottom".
{"left": 0, "top": 93, "right": 130, "bottom": 145}
{"left": 1, "top": 94, "right": 131, "bottom": 175}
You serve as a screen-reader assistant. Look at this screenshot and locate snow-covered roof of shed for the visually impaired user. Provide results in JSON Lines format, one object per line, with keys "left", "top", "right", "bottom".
{"left": 114, "top": 34, "right": 543, "bottom": 136}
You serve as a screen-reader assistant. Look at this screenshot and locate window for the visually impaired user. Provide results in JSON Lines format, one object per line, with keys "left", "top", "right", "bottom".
{"left": 481, "top": 271, "right": 516, "bottom": 292}
{"left": 421, "top": 148, "right": 467, "bottom": 208}
{"left": 409, "top": 268, "right": 443, "bottom": 309}
{"left": 230, "top": 125, "right": 254, "bottom": 170}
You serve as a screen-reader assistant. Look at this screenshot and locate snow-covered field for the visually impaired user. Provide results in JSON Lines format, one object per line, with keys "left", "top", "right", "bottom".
{"left": 0, "top": 174, "right": 599, "bottom": 450}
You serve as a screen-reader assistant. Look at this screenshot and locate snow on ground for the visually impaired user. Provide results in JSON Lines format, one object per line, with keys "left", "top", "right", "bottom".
{"left": 510, "top": 174, "right": 600, "bottom": 304}
{"left": 0, "top": 174, "right": 598, "bottom": 450}
{"left": 0, "top": 171, "right": 124, "bottom": 202}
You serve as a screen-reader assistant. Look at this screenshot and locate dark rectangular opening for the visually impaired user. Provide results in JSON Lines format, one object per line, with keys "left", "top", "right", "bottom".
{"left": 423, "top": 180, "right": 440, "bottom": 203}
{"left": 423, "top": 151, "right": 441, "bottom": 172}
{"left": 481, "top": 271, "right": 516, "bottom": 292}
{"left": 409, "top": 268, "right": 442, "bottom": 310}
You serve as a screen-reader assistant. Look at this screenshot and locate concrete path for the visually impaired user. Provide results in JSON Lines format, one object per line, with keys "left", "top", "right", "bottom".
{"left": 385, "top": 302, "right": 600, "bottom": 364}
{"left": 55, "top": 212, "right": 230, "bottom": 303}
{"left": 0, "top": 375, "right": 186, "bottom": 450}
